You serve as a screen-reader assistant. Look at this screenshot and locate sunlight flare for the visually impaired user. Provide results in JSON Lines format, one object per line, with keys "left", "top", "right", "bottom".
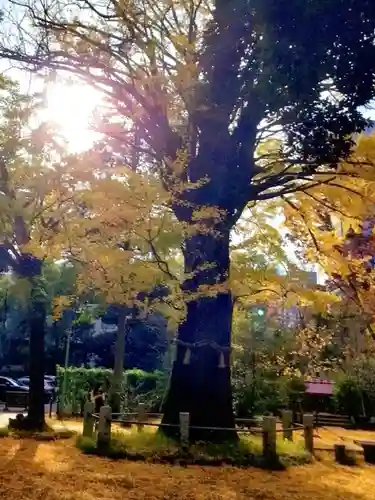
{"left": 41, "top": 83, "right": 101, "bottom": 152}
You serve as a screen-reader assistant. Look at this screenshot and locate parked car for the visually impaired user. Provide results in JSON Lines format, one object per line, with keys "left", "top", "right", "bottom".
{"left": 0, "top": 376, "right": 29, "bottom": 403}
{"left": 44, "top": 375, "right": 57, "bottom": 386}
{"left": 18, "top": 376, "right": 54, "bottom": 395}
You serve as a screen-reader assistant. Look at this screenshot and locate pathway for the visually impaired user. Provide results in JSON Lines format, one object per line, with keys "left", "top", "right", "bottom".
{"left": 0, "top": 404, "right": 56, "bottom": 428}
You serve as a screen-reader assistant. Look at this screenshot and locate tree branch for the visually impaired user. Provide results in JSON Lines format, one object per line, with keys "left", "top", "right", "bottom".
{"left": 281, "top": 196, "right": 321, "bottom": 253}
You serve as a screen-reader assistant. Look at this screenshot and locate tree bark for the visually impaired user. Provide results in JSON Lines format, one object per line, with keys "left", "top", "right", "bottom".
{"left": 161, "top": 228, "right": 236, "bottom": 442}
{"left": 26, "top": 294, "right": 46, "bottom": 430}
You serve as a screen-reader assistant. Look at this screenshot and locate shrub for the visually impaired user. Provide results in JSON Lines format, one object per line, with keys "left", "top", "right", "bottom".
{"left": 232, "top": 377, "right": 282, "bottom": 417}
{"left": 233, "top": 376, "right": 305, "bottom": 418}
{"left": 121, "top": 369, "right": 169, "bottom": 412}
{"left": 57, "top": 366, "right": 168, "bottom": 414}
{"left": 76, "top": 435, "right": 97, "bottom": 454}
{"left": 334, "top": 376, "right": 364, "bottom": 419}
{"left": 285, "top": 378, "right": 306, "bottom": 406}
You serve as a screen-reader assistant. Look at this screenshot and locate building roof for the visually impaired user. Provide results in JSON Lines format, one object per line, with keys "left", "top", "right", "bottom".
{"left": 305, "top": 379, "right": 333, "bottom": 395}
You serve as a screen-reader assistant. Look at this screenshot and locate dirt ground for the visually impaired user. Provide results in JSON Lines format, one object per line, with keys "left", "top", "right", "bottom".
{"left": 0, "top": 436, "right": 375, "bottom": 500}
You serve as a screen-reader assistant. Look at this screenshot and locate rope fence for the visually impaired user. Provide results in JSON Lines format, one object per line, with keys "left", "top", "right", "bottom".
{"left": 81, "top": 405, "right": 375, "bottom": 465}
{"left": 82, "top": 403, "right": 315, "bottom": 458}
{"left": 89, "top": 412, "right": 301, "bottom": 434}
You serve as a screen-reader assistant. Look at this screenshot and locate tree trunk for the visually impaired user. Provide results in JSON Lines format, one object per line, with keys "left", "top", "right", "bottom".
{"left": 26, "top": 295, "right": 46, "bottom": 430}
{"left": 161, "top": 228, "right": 236, "bottom": 442}
{"left": 9, "top": 268, "right": 47, "bottom": 431}
{"left": 109, "top": 307, "right": 127, "bottom": 414}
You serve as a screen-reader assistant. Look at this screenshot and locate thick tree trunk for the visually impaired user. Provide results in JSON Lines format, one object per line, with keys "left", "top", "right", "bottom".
{"left": 161, "top": 228, "right": 236, "bottom": 442}
{"left": 27, "top": 296, "right": 46, "bottom": 430}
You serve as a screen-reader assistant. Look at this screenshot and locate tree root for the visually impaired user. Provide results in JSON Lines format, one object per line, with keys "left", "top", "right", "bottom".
{"left": 8, "top": 413, "right": 46, "bottom": 432}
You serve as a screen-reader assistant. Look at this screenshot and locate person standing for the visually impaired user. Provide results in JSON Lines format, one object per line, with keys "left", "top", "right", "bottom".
{"left": 91, "top": 383, "right": 106, "bottom": 413}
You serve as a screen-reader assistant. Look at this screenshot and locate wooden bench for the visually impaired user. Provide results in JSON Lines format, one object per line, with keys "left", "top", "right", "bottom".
{"left": 4, "top": 391, "right": 29, "bottom": 411}
{"left": 354, "top": 440, "right": 375, "bottom": 464}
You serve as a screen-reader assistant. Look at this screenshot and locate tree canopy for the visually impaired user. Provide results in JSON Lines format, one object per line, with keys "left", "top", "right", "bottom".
{"left": 284, "top": 132, "right": 375, "bottom": 334}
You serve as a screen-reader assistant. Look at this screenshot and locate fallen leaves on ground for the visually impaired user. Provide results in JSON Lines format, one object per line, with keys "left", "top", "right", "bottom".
{"left": 0, "top": 438, "right": 374, "bottom": 500}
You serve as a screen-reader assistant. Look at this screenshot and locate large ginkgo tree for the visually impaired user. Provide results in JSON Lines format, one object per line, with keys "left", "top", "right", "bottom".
{"left": 2, "top": 0, "right": 375, "bottom": 439}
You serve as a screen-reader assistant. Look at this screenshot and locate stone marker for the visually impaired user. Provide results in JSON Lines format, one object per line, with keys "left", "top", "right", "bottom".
{"left": 137, "top": 403, "right": 146, "bottom": 433}
{"left": 97, "top": 405, "right": 112, "bottom": 450}
{"left": 303, "top": 414, "right": 314, "bottom": 453}
{"left": 179, "top": 412, "right": 190, "bottom": 448}
{"left": 262, "top": 416, "right": 277, "bottom": 461}
{"left": 281, "top": 410, "right": 293, "bottom": 441}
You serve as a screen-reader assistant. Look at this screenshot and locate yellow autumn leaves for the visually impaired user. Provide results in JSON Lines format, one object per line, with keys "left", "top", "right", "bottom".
{"left": 283, "top": 131, "right": 375, "bottom": 321}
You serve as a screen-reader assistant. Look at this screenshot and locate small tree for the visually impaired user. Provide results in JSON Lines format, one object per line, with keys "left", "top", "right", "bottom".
{"left": 0, "top": 78, "right": 79, "bottom": 429}
{"left": 48, "top": 162, "right": 182, "bottom": 413}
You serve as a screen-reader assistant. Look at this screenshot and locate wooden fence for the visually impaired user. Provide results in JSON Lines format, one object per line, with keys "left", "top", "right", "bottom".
{"left": 82, "top": 402, "right": 314, "bottom": 459}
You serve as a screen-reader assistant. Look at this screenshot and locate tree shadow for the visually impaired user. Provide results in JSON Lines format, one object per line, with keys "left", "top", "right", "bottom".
{"left": 0, "top": 437, "right": 81, "bottom": 500}
{"left": 0, "top": 437, "right": 39, "bottom": 469}
{"left": 227, "top": 457, "right": 375, "bottom": 500}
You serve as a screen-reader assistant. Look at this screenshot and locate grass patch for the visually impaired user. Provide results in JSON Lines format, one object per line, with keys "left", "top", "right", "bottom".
{"left": 76, "top": 435, "right": 97, "bottom": 453}
{"left": 11, "top": 428, "right": 76, "bottom": 441}
{"left": 0, "top": 426, "right": 10, "bottom": 438}
{"left": 76, "top": 429, "right": 311, "bottom": 469}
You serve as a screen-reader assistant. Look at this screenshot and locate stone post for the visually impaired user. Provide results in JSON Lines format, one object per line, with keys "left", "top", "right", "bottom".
{"left": 303, "top": 414, "right": 314, "bottom": 453}
{"left": 281, "top": 410, "right": 293, "bottom": 441}
{"left": 83, "top": 401, "right": 95, "bottom": 438}
{"left": 335, "top": 444, "right": 349, "bottom": 464}
{"left": 262, "top": 416, "right": 277, "bottom": 461}
{"left": 97, "top": 405, "right": 112, "bottom": 450}
{"left": 137, "top": 403, "right": 146, "bottom": 433}
{"left": 179, "top": 412, "right": 190, "bottom": 448}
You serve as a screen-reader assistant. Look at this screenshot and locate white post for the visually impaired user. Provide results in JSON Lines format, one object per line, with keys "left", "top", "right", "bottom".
{"left": 179, "top": 412, "right": 190, "bottom": 448}
{"left": 97, "top": 405, "right": 112, "bottom": 450}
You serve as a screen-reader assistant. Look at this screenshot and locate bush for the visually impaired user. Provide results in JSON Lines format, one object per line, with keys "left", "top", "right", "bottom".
{"left": 57, "top": 367, "right": 168, "bottom": 414}
{"left": 57, "top": 367, "right": 112, "bottom": 413}
{"left": 334, "top": 376, "right": 364, "bottom": 419}
{"left": 233, "top": 375, "right": 305, "bottom": 418}
{"left": 76, "top": 435, "right": 97, "bottom": 454}
{"left": 285, "top": 378, "right": 306, "bottom": 406}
